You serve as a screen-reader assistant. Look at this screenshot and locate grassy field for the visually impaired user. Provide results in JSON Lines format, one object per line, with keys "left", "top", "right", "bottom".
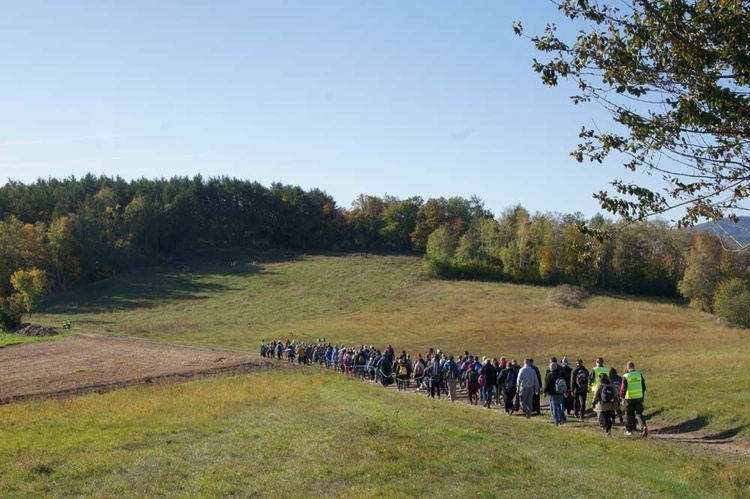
{"left": 4, "top": 250, "right": 747, "bottom": 495}
{"left": 1, "top": 370, "right": 749, "bottom": 497}
{"left": 35, "top": 251, "right": 750, "bottom": 436}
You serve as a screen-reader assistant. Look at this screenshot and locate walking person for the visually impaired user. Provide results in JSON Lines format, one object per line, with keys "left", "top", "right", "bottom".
{"left": 499, "top": 360, "right": 519, "bottom": 414}
{"left": 517, "top": 359, "right": 540, "bottom": 418}
{"left": 592, "top": 372, "right": 620, "bottom": 437}
{"left": 480, "top": 357, "right": 497, "bottom": 408}
{"left": 609, "top": 367, "right": 625, "bottom": 423}
{"left": 426, "top": 356, "right": 443, "bottom": 399}
{"left": 529, "top": 358, "right": 543, "bottom": 415}
{"left": 621, "top": 361, "right": 648, "bottom": 437}
{"left": 443, "top": 355, "right": 460, "bottom": 402}
{"left": 589, "top": 357, "right": 609, "bottom": 395}
{"left": 466, "top": 361, "right": 480, "bottom": 405}
{"left": 544, "top": 362, "right": 566, "bottom": 426}
{"left": 570, "top": 359, "right": 589, "bottom": 419}
{"left": 561, "top": 357, "right": 574, "bottom": 416}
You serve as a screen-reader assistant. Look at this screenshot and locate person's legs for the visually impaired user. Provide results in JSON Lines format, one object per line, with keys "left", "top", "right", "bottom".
{"left": 577, "top": 392, "right": 587, "bottom": 419}
{"left": 550, "top": 394, "right": 563, "bottom": 425}
{"left": 448, "top": 379, "right": 456, "bottom": 401}
{"left": 625, "top": 399, "right": 637, "bottom": 432}
{"left": 634, "top": 399, "right": 647, "bottom": 435}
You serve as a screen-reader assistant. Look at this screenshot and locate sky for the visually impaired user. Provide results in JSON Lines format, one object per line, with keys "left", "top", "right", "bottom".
{"left": 0, "top": 0, "right": 660, "bottom": 220}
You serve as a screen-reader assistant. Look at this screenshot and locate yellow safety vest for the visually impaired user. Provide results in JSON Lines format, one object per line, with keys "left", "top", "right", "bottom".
{"left": 590, "top": 366, "right": 608, "bottom": 392}
{"left": 623, "top": 371, "right": 644, "bottom": 399}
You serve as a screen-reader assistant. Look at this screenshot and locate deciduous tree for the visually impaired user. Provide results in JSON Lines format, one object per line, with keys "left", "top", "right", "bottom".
{"left": 516, "top": 1, "right": 750, "bottom": 225}
{"left": 10, "top": 268, "right": 48, "bottom": 318}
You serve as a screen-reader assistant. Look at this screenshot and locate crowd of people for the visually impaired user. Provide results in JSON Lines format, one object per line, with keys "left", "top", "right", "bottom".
{"left": 260, "top": 339, "right": 648, "bottom": 438}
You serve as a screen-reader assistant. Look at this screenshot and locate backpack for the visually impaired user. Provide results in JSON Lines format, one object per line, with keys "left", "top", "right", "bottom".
{"left": 602, "top": 384, "right": 616, "bottom": 403}
{"left": 576, "top": 370, "right": 589, "bottom": 389}
{"left": 504, "top": 369, "right": 516, "bottom": 390}
{"left": 398, "top": 364, "right": 408, "bottom": 376}
{"left": 468, "top": 369, "right": 479, "bottom": 384}
{"left": 554, "top": 376, "right": 568, "bottom": 395}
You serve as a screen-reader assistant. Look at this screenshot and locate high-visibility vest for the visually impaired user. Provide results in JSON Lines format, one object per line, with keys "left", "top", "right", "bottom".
{"left": 590, "top": 366, "right": 608, "bottom": 392}
{"left": 623, "top": 371, "right": 644, "bottom": 399}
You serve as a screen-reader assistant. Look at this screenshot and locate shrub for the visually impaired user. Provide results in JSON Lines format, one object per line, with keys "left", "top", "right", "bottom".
{"left": 547, "top": 284, "right": 588, "bottom": 308}
{"left": 0, "top": 294, "right": 25, "bottom": 331}
{"left": 714, "top": 278, "right": 750, "bottom": 328}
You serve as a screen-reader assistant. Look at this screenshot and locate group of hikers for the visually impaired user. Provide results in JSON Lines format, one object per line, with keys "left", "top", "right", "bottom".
{"left": 260, "top": 339, "right": 648, "bottom": 438}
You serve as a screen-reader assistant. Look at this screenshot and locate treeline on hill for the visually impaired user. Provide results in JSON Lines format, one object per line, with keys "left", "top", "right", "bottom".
{"left": 0, "top": 174, "right": 749, "bottom": 329}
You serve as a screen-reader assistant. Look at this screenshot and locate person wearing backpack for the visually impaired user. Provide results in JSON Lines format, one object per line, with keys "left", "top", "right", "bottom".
{"left": 442, "top": 355, "right": 460, "bottom": 402}
{"left": 426, "top": 357, "right": 443, "bottom": 399}
{"left": 544, "top": 362, "right": 566, "bottom": 426}
{"left": 466, "top": 362, "right": 480, "bottom": 405}
{"left": 570, "top": 359, "right": 589, "bottom": 420}
{"left": 396, "top": 357, "right": 410, "bottom": 391}
{"left": 498, "top": 361, "right": 518, "bottom": 414}
{"left": 609, "top": 367, "right": 625, "bottom": 424}
{"left": 621, "top": 361, "right": 648, "bottom": 437}
{"left": 413, "top": 354, "right": 426, "bottom": 390}
{"left": 592, "top": 372, "right": 620, "bottom": 437}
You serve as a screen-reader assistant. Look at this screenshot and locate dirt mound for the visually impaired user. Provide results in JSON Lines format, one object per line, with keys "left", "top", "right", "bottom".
{"left": 15, "top": 324, "right": 59, "bottom": 336}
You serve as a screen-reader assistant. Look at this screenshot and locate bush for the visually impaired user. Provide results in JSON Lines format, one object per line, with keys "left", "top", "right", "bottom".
{"left": 548, "top": 284, "right": 589, "bottom": 308}
{"left": 0, "top": 294, "right": 24, "bottom": 331}
{"left": 714, "top": 278, "right": 750, "bottom": 328}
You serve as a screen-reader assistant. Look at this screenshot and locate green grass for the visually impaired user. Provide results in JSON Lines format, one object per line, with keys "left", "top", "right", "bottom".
{"left": 8, "top": 249, "right": 747, "bottom": 495}
{"left": 0, "top": 332, "right": 67, "bottom": 348}
{"left": 1, "top": 370, "right": 749, "bottom": 497}
{"left": 34, "top": 251, "right": 750, "bottom": 437}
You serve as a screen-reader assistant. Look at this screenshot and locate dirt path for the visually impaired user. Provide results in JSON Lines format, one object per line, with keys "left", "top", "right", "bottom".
{"left": 389, "top": 381, "right": 750, "bottom": 458}
{"left": 2, "top": 337, "right": 747, "bottom": 457}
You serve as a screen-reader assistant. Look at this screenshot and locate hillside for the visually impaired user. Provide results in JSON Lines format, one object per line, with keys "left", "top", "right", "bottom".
{"left": 34, "top": 251, "right": 750, "bottom": 438}
{"left": 695, "top": 216, "right": 750, "bottom": 247}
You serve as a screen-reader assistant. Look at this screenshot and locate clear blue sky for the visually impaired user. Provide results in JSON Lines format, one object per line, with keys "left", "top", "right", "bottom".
{"left": 1, "top": 0, "right": 655, "bottom": 219}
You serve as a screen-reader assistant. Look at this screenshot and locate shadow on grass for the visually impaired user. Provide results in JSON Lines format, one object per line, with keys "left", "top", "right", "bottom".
{"left": 41, "top": 249, "right": 302, "bottom": 315}
{"left": 702, "top": 425, "right": 748, "bottom": 441}
{"left": 654, "top": 416, "right": 747, "bottom": 442}
{"left": 658, "top": 415, "right": 710, "bottom": 434}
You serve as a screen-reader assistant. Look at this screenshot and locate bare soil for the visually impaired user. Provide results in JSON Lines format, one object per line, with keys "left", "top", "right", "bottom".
{"left": 0, "top": 333, "right": 289, "bottom": 404}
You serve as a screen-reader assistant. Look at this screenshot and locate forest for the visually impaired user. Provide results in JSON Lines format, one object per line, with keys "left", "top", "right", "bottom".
{"left": 1, "top": 174, "right": 748, "bottom": 328}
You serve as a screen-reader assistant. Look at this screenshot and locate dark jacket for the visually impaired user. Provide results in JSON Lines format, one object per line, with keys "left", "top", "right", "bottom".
{"left": 570, "top": 366, "right": 589, "bottom": 394}
{"left": 544, "top": 370, "right": 565, "bottom": 396}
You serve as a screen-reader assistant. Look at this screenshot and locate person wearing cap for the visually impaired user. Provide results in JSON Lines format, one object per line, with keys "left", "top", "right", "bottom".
{"left": 621, "top": 361, "right": 648, "bottom": 437}
{"left": 589, "top": 357, "right": 609, "bottom": 395}
{"left": 570, "top": 359, "right": 589, "bottom": 419}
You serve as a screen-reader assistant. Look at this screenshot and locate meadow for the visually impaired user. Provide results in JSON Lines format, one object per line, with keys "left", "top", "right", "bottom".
{"left": 2, "top": 251, "right": 748, "bottom": 496}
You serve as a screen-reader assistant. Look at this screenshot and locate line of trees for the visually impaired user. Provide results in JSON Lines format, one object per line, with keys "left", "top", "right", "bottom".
{"left": 1, "top": 174, "right": 748, "bottom": 329}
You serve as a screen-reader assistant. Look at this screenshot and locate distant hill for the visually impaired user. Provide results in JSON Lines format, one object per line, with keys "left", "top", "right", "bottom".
{"left": 694, "top": 216, "right": 750, "bottom": 248}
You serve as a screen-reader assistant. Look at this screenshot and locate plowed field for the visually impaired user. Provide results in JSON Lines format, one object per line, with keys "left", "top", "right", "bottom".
{"left": 0, "top": 333, "right": 283, "bottom": 404}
